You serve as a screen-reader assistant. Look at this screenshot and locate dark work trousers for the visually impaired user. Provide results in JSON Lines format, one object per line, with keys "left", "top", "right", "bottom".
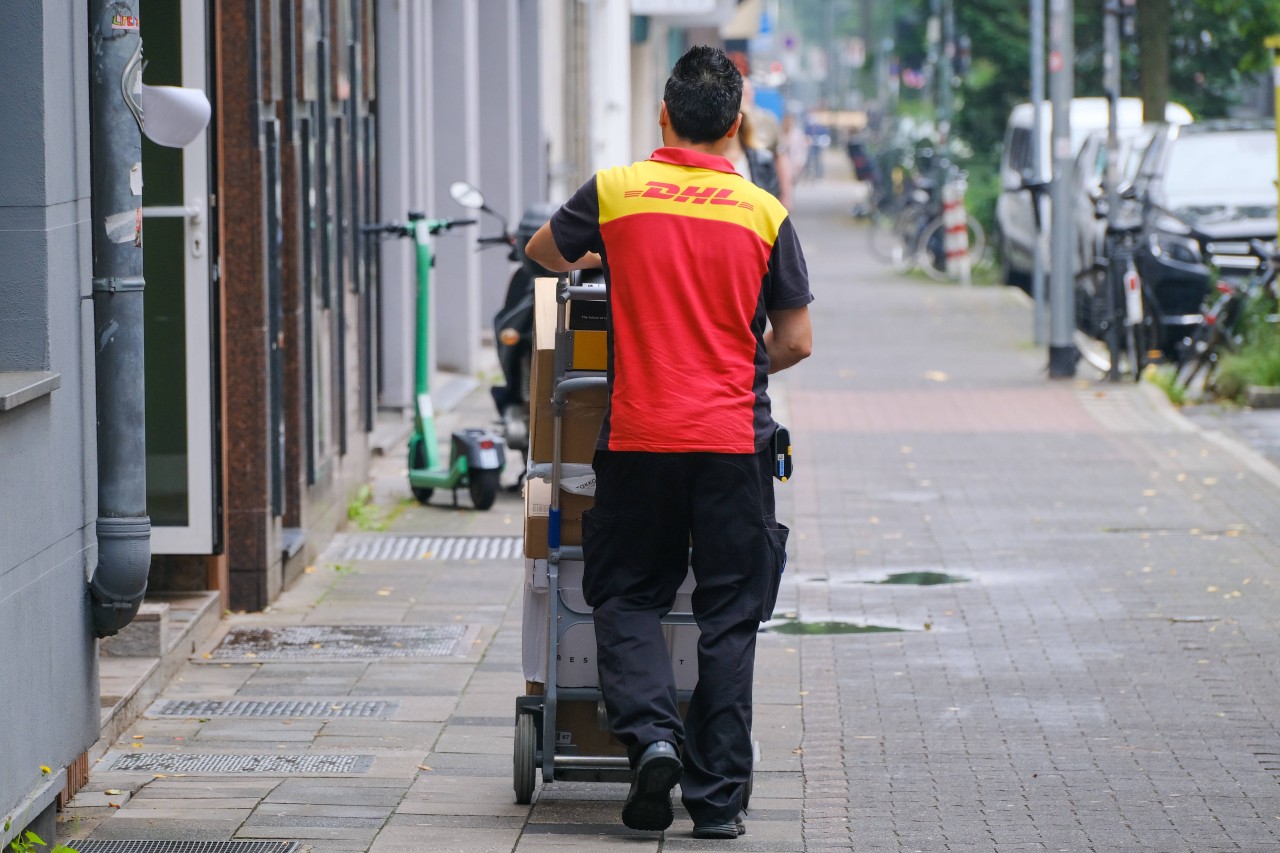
{"left": 582, "top": 447, "right": 789, "bottom": 826}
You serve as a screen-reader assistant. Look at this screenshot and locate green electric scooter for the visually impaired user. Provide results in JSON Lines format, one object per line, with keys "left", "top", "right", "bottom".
{"left": 364, "top": 192, "right": 507, "bottom": 510}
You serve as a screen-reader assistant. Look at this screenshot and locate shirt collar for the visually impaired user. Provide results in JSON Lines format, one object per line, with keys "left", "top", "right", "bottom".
{"left": 649, "top": 146, "right": 739, "bottom": 175}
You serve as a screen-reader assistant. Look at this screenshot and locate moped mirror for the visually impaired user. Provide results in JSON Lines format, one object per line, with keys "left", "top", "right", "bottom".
{"left": 450, "top": 182, "right": 486, "bottom": 211}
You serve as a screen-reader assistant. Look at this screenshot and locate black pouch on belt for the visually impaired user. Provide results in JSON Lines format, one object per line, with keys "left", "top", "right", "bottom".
{"left": 771, "top": 425, "right": 793, "bottom": 482}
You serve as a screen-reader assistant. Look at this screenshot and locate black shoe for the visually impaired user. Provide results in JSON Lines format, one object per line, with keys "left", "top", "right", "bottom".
{"left": 621, "top": 741, "right": 682, "bottom": 831}
{"left": 692, "top": 812, "right": 746, "bottom": 839}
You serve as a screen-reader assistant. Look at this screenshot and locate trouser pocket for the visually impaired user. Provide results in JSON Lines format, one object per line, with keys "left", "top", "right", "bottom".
{"left": 582, "top": 507, "right": 625, "bottom": 608}
{"left": 760, "top": 519, "right": 790, "bottom": 621}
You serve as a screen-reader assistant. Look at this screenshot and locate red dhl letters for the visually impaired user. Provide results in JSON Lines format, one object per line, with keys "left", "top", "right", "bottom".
{"left": 623, "top": 181, "right": 753, "bottom": 209}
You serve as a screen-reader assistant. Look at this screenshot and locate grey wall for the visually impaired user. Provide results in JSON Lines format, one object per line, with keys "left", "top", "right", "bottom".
{"left": 378, "top": 0, "right": 546, "bottom": 398}
{"left": 518, "top": 0, "right": 545, "bottom": 208}
{"left": 430, "top": 0, "right": 481, "bottom": 374}
{"left": 477, "top": 0, "right": 520, "bottom": 325}
{"left": 376, "top": 0, "right": 433, "bottom": 408}
{"left": 0, "top": 0, "right": 100, "bottom": 828}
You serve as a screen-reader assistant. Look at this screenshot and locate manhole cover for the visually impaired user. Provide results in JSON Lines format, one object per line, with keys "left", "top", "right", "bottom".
{"left": 209, "top": 624, "right": 471, "bottom": 660}
{"left": 107, "top": 753, "right": 374, "bottom": 774}
{"left": 332, "top": 535, "right": 522, "bottom": 561}
{"left": 73, "top": 844, "right": 300, "bottom": 853}
{"left": 149, "top": 699, "right": 397, "bottom": 718}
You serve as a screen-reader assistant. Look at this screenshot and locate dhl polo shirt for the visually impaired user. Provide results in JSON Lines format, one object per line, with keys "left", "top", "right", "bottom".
{"left": 549, "top": 146, "right": 813, "bottom": 455}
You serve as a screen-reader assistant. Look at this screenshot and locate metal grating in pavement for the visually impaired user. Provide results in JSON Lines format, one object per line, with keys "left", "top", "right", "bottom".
{"left": 107, "top": 753, "right": 374, "bottom": 774}
{"left": 332, "top": 534, "right": 522, "bottom": 561}
{"left": 72, "top": 844, "right": 300, "bottom": 853}
{"left": 149, "top": 699, "right": 397, "bottom": 719}
{"left": 209, "top": 624, "right": 468, "bottom": 660}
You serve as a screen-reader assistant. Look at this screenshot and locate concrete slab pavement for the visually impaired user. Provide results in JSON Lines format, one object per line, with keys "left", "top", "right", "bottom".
{"left": 63, "top": 171, "right": 1280, "bottom": 852}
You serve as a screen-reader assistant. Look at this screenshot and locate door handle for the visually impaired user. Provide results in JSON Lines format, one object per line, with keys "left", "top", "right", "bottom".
{"left": 141, "top": 201, "right": 206, "bottom": 258}
{"left": 142, "top": 205, "right": 202, "bottom": 225}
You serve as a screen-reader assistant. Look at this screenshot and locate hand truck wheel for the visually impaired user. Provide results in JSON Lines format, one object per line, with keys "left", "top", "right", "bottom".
{"left": 514, "top": 711, "right": 537, "bottom": 804}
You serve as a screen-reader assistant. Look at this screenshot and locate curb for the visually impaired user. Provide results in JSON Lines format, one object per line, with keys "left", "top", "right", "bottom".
{"left": 1138, "top": 379, "right": 1280, "bottom": 493}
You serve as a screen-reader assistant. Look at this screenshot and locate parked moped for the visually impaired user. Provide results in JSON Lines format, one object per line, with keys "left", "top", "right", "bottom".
{"left": 450, "top": 183, "right": 558, "bottom": 460}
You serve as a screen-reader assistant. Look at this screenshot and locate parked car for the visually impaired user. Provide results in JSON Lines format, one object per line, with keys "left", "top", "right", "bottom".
{"left": 996, "top": 97, "right": 1193, "bottom": 289}
{"left": 1130, "top": 119, "right": 1279, "bottom": 354}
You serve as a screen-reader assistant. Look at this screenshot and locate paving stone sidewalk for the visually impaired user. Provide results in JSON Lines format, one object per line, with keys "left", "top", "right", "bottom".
{"left": 65, "top": 177, "right": 1280, "bottom": 853}
{"left": 786, "top": 183, "right": 1280, "bottom": 852}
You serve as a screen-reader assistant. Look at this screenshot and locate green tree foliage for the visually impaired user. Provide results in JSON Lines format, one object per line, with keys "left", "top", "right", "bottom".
{"left": 951, "top": 0, "right": 1031, "bottom": 170}
{"left": 949, "top": 0, "right": 1280, "bottom": 171}
{"left": 1142, "top": 0, "right": 1280, "bottom": 119}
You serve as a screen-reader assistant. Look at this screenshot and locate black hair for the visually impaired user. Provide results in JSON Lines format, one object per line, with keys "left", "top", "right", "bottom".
{"left": 663, "top": 46, "right": 743, "bottom": 144}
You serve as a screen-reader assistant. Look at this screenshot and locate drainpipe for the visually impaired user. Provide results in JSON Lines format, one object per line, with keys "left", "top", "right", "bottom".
{"left": 88, "top": 0, "right": 150, "bottom": 638}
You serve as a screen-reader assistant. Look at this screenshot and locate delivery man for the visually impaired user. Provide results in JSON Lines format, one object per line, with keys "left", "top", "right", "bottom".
{"left": 525, "top": 45, "right": 812, "bottom": 840}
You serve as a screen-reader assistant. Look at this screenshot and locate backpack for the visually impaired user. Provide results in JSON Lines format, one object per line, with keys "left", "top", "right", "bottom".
{"left": 745, "top": 147, "right": 781, "bottom": 199}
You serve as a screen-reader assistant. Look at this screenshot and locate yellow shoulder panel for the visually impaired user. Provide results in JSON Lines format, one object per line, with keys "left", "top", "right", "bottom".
{"left": 596, "top": 160, "right": 787, "bottom": 245}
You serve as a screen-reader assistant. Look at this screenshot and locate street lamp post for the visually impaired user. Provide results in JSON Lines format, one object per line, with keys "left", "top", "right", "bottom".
{"left": 1048, "top": 0, "right": 1076, "bottom": 377}
{"left": 1030, "top": 0, "right": 1047, "bottom": 344}
{"left": 1268, "top": 36, "right": 1280, "bottom": 244}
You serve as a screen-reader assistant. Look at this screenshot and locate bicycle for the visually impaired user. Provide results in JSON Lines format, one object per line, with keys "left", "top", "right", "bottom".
{"left": 912, "top": 201, "right": 987, "bottom": 282}
{"left": 1073, "top": 208, "right": 1159, "bottom": 381}
{"left": 1174, "top": 240, "right": 1279, "bottom": 394}
{"left": 865, "top": 165, "right": 918, "bottom": 262}
{"left": 888, "top": 170, "right": 986, "bottom": 281}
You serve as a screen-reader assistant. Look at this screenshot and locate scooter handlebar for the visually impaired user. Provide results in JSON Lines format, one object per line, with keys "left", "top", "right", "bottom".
{"left": 426, "top": 218, "right": 477, "bottom": 235}
{"left": 364, "top": 217, "right": 477, "bottom": 238}
{"left": 361, "top": 222, "right": 409, "bottom": 237}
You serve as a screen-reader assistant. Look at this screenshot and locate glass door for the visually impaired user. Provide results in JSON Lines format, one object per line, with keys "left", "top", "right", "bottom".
{"left": 142, "top": 0, "right": 215, "bottom": 554}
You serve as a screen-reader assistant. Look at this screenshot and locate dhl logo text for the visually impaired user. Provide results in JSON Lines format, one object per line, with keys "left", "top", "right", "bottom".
{"left": 623, "top": 182, "right": 754, "bottom": 210}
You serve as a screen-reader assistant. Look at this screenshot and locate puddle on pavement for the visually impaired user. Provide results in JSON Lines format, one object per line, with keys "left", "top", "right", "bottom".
{"left": 872, "top": 571, "right": 970, "bottom": 586}
{"left": 803, "top": 571, "right": 972, "bottom": 586}
{"left": 761, "top": 614, "right": 909, "bottom": 635}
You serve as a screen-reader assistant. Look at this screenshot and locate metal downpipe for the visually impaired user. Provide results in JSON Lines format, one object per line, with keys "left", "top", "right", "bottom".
{"left": 88, "top": 0, "right": 150, "bottom": 638}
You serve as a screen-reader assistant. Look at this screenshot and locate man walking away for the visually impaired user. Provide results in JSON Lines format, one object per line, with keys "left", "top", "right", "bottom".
{"left": 525, "top": 45, "right": 812, "bottom": 840}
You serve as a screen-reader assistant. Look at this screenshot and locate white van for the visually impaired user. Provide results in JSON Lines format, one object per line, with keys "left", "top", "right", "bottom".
{"left": 995, "top": 97, "right": 1193, "bottom": 288}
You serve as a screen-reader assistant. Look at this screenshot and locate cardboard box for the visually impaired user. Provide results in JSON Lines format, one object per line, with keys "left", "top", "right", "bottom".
{"left": 530, "top": 277, "right": 608, "bottom": 463}
{"left": 566, "top": 294, "right": 608, "bottom": 370}
{"left": 550, "top": 699, "right": 691, "bottom": 759}
{"left": 523, "top": 478, "right": 595, "bottom": 559}
{"left": 554, "top": 699, "right": 627, "bottom": 757}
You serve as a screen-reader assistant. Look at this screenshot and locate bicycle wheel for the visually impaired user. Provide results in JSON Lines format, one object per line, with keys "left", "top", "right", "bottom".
{"left": 1172, "top": 300, "right": 1233, "bottom": 394}
{"left": 867, "top": 211, "right": 903, "bottom": 263}
{"left": 915, "top": 216, "right": 949, "bottom": 280}
{"left": 891, "top": 204, "right": 928, "bottom": 273}
{"left": 1119, "top": 276, "right": 1164, "bottom": 381}
{"left": 1073, "top": 267, "right": 1112, "bottom": 375}
{"left": 915, "top": 214, "right": 987, "bottom": 282}
{"left": 1175, "top": 345, "right": 1215, "bottom": 393}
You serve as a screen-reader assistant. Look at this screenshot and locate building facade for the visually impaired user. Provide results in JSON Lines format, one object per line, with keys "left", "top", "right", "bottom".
{"left": 0, "top": 1, "right": 100, "bottom": 845}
